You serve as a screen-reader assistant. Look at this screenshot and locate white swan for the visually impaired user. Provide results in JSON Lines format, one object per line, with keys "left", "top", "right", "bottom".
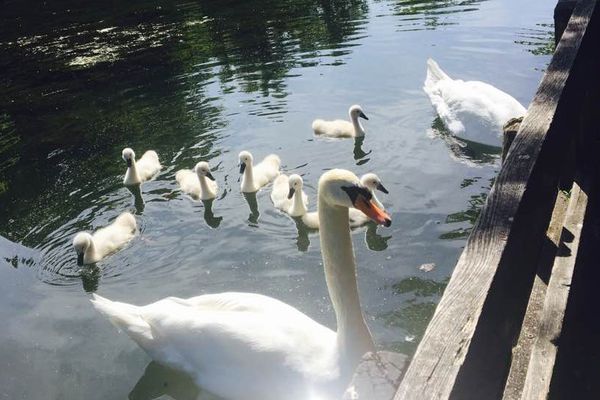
{"left": 312, "top": 105, "right": 369, "bottom": 138}
{"left": 122, "top": 148, "right": 162, "bottom": 185}
{"left": 90, "top": 169, "right": 391, "bottom": 400}
{"left": 175, "top": 161, "right": 218, "bottom": 200}
{"left": 423, "top": 58, "right": 527, "bottom": 146}
{"left": 270, "top": 174, "right": 309, "bottom": 217}
{"left": 239, "top": 151, "right": 280, "bottom": 193}
{"left": 73, "top": 212, "right": 137, "bottom": 265}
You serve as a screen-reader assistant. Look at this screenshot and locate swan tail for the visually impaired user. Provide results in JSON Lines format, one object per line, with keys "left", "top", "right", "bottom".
{"left": 90, "top": 294, "right": 154, "bottom": 344}
{"left": 312, "top": 119, "right": 325, "bottom": 134}
{"left": 425, "top": 58, "right": 451, "bottom": 86}
{"left": 265, "top": 154, "right": 281, "bottom": 168}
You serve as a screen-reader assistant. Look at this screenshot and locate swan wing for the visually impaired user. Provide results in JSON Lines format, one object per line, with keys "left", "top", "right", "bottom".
{"left": 271, "top": 174, "right": 291, "bottom": 210}
{"left": 176, "top": 169, "right": 201, "bottom": 198}
{"left": 137, "top": 151, "right": 161, "bottom": 181}
{"left": 91, "top": 293, "right": 337, "bottom": 400}
{"left": 254, "top": 154, "right": 281, "bottom": 187}
{"left": 312, "top": 119, "right": 354, "bottom": 138}
{"left": 91, "top": 214, "right": 136, "bottom": 259}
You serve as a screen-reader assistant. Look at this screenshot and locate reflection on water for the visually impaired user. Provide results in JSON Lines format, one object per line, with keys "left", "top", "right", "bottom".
{"left": 428, "top": 117, "right": 501, "bottom": 165}
{"left": 127, "top": 184, "right": 146, "bottom": 214}
{"left": 383, "top": 0, "right": 486, "bottom": 31}
{"left": 353, "top": 136, "right": 372, "bottom": 164}
{"left": 129, "top": 362, "right": 214, "bottom": 400}
{"left": 243, "top": 192, "right": 261, "bottom": 225}
{"left": 202, "top": 199, "right": 224, "bottom": 229}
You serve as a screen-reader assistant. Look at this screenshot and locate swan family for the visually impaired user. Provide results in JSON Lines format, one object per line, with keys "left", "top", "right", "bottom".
{"left": 72, "top": 57, "right": 526, "bottom": 400}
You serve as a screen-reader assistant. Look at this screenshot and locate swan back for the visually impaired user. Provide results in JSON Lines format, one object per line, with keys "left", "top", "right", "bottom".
{"left": 136, "top": 150, "right": 161, "bottom": 181}
{"left": 424, "top": 58, "right": 527, "bottom": 145}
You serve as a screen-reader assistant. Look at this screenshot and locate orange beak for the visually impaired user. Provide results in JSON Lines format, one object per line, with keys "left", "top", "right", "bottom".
{"left": 355, "top": 197, "right": 391, "bottom": 227}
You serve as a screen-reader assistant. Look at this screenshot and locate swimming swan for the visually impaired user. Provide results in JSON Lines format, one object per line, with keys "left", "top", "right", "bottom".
{"left": 360, "top": 173, "right": 388, "bottom": 211}
{"left": 122, "top": 148, "right": 162, "bottom": 185}
{"left": 73, "top": 212, "right": 137, "bottom": 265}
{"left": 312, "top": 105, "right": 369, "bottom": 138}
{"left": 239, "top": 151, "right": 280, "bottom": 193}
{"left": 90, "top": 169, "right": 391, "bottom": 400}
{"left": 423, "top": 58, "right": 526, "bottom": 146}
{"left": 175, "top": 161, "right": 218, "bottom": 200}
{"left": 271, "top": 174, "right": 309, "bottom": 217}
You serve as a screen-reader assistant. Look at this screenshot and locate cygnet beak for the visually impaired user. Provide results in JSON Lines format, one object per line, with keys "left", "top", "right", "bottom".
{"left": 206, "top": 171, "right": 216, "bottom": 181}
{"left": 126, "top": 159, "right": 132, "bottom": 168}
{"left": 376, "top": 182, "right": 389, "bottom": 194}
{"left": 288, "top": 187, "right": 295, "bottom": 199}
{"left": 359, "top": 111, "right": 369, "bottom": 120}
{"left": 77, "top": 252, "right": 84, "bottom": 266}
{"left": 239, "top": 163, "right": 246, "bottom": 174}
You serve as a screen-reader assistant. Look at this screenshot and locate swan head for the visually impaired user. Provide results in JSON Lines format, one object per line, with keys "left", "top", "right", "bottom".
{"left": 287, "top": 174, "right": 304, "bottom": 199}
{"left": 194, "top": 161, "right": 215, "bottom": 181}
{"left": 238, "top": 151, "right": 253, "bottom": 174}
{"left": 360, "top": 173, "right": 388, "bottom": 194}
{"left": 349, "top": 104, "right": 368, "bottom": 121}
{"left": 319, "top": 169, "right": 391, "bottom": 227}
{"left": 122, "top": 148, "right": 136, "bottom": 167}
{"left": 73, "top": 232, "right": 92, "bottom": 265}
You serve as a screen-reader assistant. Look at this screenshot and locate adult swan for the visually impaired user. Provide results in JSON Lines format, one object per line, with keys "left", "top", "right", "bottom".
{"left": 90, "top": 169, "right": 391, "bottom": 400}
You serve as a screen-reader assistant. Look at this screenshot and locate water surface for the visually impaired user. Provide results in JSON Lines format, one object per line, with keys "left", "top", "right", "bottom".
{"left": 0, "top": 0, "right": 553, "bottom": 398}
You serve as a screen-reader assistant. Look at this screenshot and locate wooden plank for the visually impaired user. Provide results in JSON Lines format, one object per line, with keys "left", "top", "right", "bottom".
{"left": 555, "top": 0, "right": 579, "bottom": 44}
{"left": 394, "top": 1, "right": 598, "bottom": 399}
{"left": 501, "top": 192, "right": 570, "bottom": 400}
{"left": 520, "top": 182, "right": 589, "bottom": 400}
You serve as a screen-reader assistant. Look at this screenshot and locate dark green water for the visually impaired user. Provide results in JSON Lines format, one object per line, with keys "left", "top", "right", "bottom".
{"left": 1, "top": 0, "right": 553, "bottom": 398}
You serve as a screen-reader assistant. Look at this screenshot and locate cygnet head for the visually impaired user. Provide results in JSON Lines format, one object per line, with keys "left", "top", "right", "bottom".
{"left": 349, "top": 104, "right": 368, "bottom": 121}
{"left": 122, "top": 148, "right": 136, "bottom": 168}
{"left": 73, "top": 232, "right": 92, "bottom": 266}
{"left": 194, "top": 161, "right": 215, "bottom": 181}
{"left": 238, "top": 151, "right": 253, "bottom": 174}
{"left": 287, "top": 174, "right": 304, "bottom": 199}
{"left": 319, "top": 169, "right": 390, "bottom": 227}
{"left": 360, "top": 173, "right": 388, "bottom": 194}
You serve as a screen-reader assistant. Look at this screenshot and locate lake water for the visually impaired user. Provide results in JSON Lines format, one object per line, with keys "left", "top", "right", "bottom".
{"left": 0, "top": 0, "right": 553, "bottom": 398}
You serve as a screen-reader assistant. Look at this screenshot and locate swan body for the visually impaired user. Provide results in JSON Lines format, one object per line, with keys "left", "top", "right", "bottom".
{"left": 90, "top": 169, "right": 391, "bottom": 400}
{"left": 312, "top": 105, "right": 369, "bottom": 138}
{"left": 271, "top": 174, "right": 309, "bottom": 217}
{"left": 122, "top": 148, "right": 162, "bottom": 185}
{"left": 239, "top": 151, "right": 280, "bottom": 193}
{"left": 424, "top": 58, "right": 527, "bottom": 146}
{"left": 73, "top": 212, "right": 137, "bottom": 265}
{"left": 176, "top": 161, "right": 218, "bottom": 200}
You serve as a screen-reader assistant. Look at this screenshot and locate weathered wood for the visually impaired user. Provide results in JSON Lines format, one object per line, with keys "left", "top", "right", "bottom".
{"left": 555, "top": 0, "right": 579, "bottom": 44}
{"left": 344, "top": 351, "right": 408, "bottom": 400}
{"left": 502, "top": 117, "right": 523, "bottom": 163}
{"left": 501, "top": 192, "right": 570, "bottom": 400}
{"left": 394, "top": 1, "right": 598, "bottom": 399}
{"left": 520, "top": 182, "right": 589, "bottom": 400}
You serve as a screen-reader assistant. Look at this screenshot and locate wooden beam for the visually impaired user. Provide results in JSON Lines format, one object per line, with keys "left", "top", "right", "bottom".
{"left": 394, "top": 1, "right": 598, "bottom": 399}
{"left": 520, "top": 182, "right": 589, "bottom": 400}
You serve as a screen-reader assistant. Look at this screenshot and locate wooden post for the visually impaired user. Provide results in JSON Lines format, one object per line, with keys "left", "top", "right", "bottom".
{"left": 555, "top": 0, "right": 578, "bottom": 44}
{"left": 502, "top": 117, "right": 523, "bottom": 163}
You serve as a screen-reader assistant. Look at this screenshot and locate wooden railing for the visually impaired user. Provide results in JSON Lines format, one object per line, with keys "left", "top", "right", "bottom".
{"left": 394, "top": 0, "right": 600, "bottom": 399}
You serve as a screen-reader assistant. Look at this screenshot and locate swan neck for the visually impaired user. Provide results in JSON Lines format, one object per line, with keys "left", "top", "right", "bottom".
{"left": 198, "top": 174, "right": 211, "bottom": 195}
{"left": 126, "top": 159, "right": 141, "bottom": 183}
{"left": 290, "top": 189, "right": 307, "bottom": 215}
{"left": 318, "top": 197, "right": 374, "bottom": 370}
{"left": 351, "top": 115, "right": 365, "bottom": 137}
{"left": 243, "top": 163, "right": 256, "bottom": 192}
{"left": 85, "top": 239, "right": 98, "bottom": 263}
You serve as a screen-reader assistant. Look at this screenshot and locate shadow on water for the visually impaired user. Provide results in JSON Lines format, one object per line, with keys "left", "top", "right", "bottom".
{"left": 126, "top": 184, "right": 146, "bottom": 214}
{"left": 201, "top": 199, "right": 223, "bottom": 229}
{"left": 129, "top": 361, "right": 222, "bottom": 400}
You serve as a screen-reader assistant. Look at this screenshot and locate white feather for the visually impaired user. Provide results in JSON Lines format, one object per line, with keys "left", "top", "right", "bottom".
{"left": 424, "top": 58, "right": 527, "bottom": 146}
{"left": 312, "top": 105, "right": 368, "bottom": 138}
